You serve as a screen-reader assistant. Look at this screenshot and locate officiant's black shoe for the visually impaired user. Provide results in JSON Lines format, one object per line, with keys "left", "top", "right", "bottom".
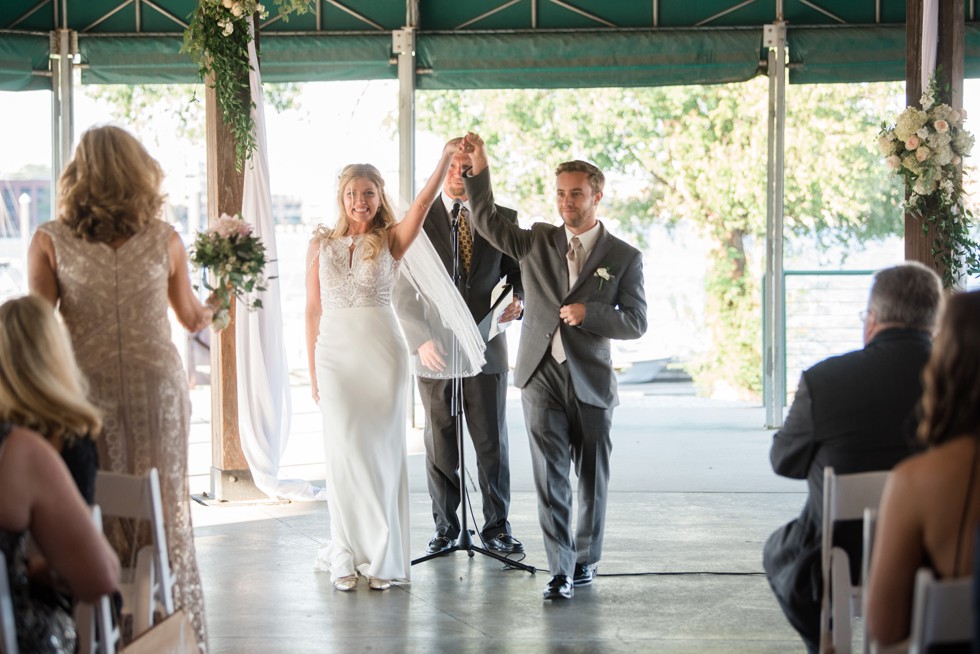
{"left": 542, "top": 575, "right": 574, "bottom": 600}
{"left": 426, "top": 534, "right": 455, "bottom": 554}
{"left": 573, "top": 563, "right": 598, "bottom": 586}
{"left": 485, "top": 533, "right": 524, "bottom": 554}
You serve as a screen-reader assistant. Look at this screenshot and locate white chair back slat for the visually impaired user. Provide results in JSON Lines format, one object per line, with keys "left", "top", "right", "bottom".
{"left": 907, "top": 568, "right": 972, "bottom": 654}
{"left": 75, "top": 505, "right": 121, "bottom": 654}
{"left": 93, "top": 468, "right": 175, "bottom": 639}
{"left": 0, "top": 555, "right": 18, "bottom": 654}
{"left": 820, "top": 467, "right": 891, "bottom": 654}
{"left": 860, "top": 508, "right": 877, "bottom": 654}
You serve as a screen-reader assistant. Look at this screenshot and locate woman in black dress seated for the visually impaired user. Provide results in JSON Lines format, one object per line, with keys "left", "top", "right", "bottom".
{"left": 866, "top": 290, "right": 980, "bottom": 650}
{"left": 0, "top": 294, "right": 102, "bottom": 501}
{"left": 0, "top": 296, "right": 119, "bottom": 653}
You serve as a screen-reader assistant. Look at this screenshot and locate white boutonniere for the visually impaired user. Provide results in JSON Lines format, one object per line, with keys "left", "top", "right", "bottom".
{"left": 594, "top": 266, "right": 615, "bottom": 290}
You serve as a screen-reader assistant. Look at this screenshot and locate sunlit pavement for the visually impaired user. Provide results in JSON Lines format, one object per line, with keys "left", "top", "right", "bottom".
{"left": 188, "top": 380, "right": 814, "bottom": 653}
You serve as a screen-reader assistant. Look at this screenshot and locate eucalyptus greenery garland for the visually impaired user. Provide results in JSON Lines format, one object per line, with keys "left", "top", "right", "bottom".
{"left": 182, "top": 0, "right": 310, "bottom": 171}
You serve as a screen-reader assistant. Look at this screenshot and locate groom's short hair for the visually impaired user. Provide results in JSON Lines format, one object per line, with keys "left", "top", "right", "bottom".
{"left": 555, "top": 160, "right": 605, "bottom": 195}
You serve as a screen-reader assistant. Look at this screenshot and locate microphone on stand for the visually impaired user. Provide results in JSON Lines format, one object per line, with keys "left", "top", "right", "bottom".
{"left": 450, "top": 200, "right": 463, "bottom": 226}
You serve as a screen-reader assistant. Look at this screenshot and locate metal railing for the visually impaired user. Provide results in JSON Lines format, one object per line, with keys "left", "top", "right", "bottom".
{"left": 764, "top": 269, "right": 875, "bottom": 409}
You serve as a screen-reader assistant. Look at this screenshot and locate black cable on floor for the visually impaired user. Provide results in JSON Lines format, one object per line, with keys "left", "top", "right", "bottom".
{"left": 527, "top": 567, "right": 766, "bottom": 577}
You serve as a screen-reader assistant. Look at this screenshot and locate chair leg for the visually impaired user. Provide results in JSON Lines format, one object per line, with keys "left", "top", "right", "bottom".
{"left": 75, "top": 602, "right": 95, "bottom": 654}
{"left": 830, "top": 552, "right": 853, "bottom": 654}
{"left": 132, "top": 547, "right": 156, "bottom": 637}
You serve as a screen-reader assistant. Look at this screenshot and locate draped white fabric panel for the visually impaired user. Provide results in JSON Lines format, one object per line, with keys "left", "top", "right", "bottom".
{"left": 921, "top": 0, "right": 939, "bottom": 92}
{"left": 238, "top": 16, "right": 326, "bottom": 501}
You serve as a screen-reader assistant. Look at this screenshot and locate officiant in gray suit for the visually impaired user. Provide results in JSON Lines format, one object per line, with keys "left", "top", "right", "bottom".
{"left": 461, "top": 132, "right": 648, "bottom": 600}
{"left": 395, "top": 147, "right": 526, "bottom": 557}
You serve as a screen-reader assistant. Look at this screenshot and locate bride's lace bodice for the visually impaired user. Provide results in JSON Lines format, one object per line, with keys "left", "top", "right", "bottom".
{"left": 318, "top": 234, "right": 400, "bottom": 309}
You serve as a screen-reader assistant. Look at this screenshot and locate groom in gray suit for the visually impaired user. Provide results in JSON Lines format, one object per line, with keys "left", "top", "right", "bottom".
{"left": 462, "top": 133, "right": 648, "bottom": 600}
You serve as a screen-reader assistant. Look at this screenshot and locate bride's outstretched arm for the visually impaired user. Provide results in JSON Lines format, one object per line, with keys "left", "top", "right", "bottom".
{"left": 389, "top": 138, "right": 462, "bottom": 260}
{"left": 305, "top": 238, "right": 322, "bottom": 402}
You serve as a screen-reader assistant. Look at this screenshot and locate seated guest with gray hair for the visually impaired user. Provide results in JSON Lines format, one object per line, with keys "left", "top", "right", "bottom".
{"left": 763, "top": 261, "right": 944, "bottom": 654}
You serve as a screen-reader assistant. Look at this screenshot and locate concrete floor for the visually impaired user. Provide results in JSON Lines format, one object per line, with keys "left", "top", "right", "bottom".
{"left": 188, "top": 381, "right": 813, "bottom": 653}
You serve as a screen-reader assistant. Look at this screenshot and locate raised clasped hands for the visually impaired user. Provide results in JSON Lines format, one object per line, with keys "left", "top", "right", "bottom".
{"left": 462, "top": 132, "right": 488, "bottom": 175}
{"left": 443, "top": 136, "right": 464, "bottom": 158}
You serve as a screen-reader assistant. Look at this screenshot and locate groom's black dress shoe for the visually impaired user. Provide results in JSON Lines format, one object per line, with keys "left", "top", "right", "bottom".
{"left": 426, "top": 534, "right": 456, "bottom": 554}
{"left": 542, "top": 575, "right": 574, "bottom": 600}
{"left": 573, "top": 563, "right": 598, "bottom": 586}
{"left": 485, "top": 533, "right": 524, "bottom": 554}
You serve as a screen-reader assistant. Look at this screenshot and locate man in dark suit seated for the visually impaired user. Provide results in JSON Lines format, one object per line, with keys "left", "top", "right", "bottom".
{"left": 763, "top": 261, "right": 943, "bottom": 653}
{"left": 462, "top": 132, "right": 648, "bottom": 600}
{"left": 396, "top": 145, "right": 526, "bottom": 557}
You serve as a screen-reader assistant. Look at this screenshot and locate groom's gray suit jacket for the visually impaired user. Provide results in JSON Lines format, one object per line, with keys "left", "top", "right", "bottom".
{"left": 464, "top": 167, "right": 647, "bottom": 408}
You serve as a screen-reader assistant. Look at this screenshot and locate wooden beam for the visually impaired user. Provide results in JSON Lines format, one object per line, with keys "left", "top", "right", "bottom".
{"left": 205, "top": 78, "right": 259, "bottom": 500}
{"left": 937, "top": 0, "right": 965, "bottom": 109}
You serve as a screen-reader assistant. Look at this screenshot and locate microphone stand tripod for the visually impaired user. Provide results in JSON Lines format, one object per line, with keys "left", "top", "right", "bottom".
{"left": 411, "top": 201, "right": 534, "bottom": 575}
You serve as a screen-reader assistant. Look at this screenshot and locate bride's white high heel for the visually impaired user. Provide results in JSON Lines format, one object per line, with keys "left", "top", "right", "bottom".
{"left": 368, "top": 577, "right": 391, "bottom": 591}
{"left": 334, "top": 575, "right": 357, "bottom": 591}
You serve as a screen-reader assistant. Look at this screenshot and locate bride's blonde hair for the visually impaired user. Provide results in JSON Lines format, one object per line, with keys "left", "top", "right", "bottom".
{"left": 314, "top": 163, "right": 396, "bottom": 260}
{"left": 0, "top": 295, "right": 102, "bottom": 445}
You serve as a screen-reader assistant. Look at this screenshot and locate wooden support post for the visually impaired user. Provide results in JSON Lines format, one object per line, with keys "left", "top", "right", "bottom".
{"left": 205, "top": 81, "right": 263, "bottom": 501}
{"left": 905, "top": 0, "right": 964, "bottom": 274}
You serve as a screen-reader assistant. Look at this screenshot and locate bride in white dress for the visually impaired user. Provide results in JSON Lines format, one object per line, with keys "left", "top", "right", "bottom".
{"left": 305, "top": 139, "right": 476, "bottom": 591}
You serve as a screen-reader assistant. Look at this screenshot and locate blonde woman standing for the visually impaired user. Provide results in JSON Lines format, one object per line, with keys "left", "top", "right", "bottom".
{"left": 28, "top": 125, "right": 213, "bottom": 652}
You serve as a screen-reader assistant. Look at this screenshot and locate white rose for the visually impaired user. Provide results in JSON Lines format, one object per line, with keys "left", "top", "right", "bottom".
{"left": 222, "top": 0, "right": 233, "bottom": 8}
{"left": 886, "top": 155, "right": 902, "bottom": 169}
{"left": 231, "top": 3, "right": 243, "bottom": 17}
{"left": 915, "top": 146, "right": 931, "bottom": 162}
{"left": 256, "top": 3, "right": 265, "bottom": 13}
{"left": 223, "top": 22, "right": 234, "bottom": 35}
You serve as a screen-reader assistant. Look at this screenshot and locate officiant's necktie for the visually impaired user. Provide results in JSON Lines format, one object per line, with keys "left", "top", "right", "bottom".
{"left": 458, "top": 207, "right": 474, "bottom": 274}
{"left": 551, "top": 236, "right": 583, "bottom": 363}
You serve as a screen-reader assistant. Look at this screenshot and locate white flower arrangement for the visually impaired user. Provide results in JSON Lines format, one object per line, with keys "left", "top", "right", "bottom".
{"left": 594, "top": 266, "right": 614, "bottom": 290}
{"left": 878, "top": 72, "right": 980, "bottom": 287}
{"left": 189, "top": 214, "right": 273, "bottom": 331}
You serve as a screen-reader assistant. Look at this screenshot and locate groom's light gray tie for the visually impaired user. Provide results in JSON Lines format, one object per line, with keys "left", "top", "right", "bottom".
{"left": 551, "top": 236, "right": 583, "bottom": 363}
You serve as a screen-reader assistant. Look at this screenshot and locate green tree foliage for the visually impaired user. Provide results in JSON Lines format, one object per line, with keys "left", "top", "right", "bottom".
{"left": 416, "top": 80, "right": 904, "bottom": 395}
{"left": 85, "top": 83, "right": 301, "bottom": 150}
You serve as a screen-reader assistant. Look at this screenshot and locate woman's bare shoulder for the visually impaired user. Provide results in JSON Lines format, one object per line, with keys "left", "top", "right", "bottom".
{"left": 894, "top": 436, "right": 978, "bottom": 488}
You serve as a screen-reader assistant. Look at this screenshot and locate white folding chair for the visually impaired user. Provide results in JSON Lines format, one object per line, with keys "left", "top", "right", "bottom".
{"left": 94, "top": 468, "right": 175, "bottom": 639}
{"left": 819, "top": 467, "right": 890, "bottom": 654}
{"left": 860, "top": 508, "right": 877, "bottom": 654}
{"left": 907, "top": 568, "right": 972, "bottom": 654}
{"left": 0, "top": 555, "right": 18, "bottom": 654}
{"left": 75, "top": 505, "right": 121, "bottom": 654}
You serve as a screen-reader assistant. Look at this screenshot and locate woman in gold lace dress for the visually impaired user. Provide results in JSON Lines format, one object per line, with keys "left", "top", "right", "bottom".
{"left": 28, "top": 124, "right": 214, "bottom": 652}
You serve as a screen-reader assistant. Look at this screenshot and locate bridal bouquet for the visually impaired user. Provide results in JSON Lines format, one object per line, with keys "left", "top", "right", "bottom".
{"left": 190, "top": 213, "right": 271, "bottom": 330}
{"left": 878, "top": 73, "right": 979, "bottom": 286}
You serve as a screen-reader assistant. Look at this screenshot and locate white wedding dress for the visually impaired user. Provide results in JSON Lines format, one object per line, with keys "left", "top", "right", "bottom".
{"left": 313, "top": 234, "right": 410, "bottom": 582}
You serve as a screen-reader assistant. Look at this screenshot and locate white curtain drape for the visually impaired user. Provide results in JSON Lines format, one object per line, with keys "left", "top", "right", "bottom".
{"left": 237, "top": 16, "right": 326, "bottom": 501}
{"left": 921, "top": 0, "right": 939, "bottom": 92}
